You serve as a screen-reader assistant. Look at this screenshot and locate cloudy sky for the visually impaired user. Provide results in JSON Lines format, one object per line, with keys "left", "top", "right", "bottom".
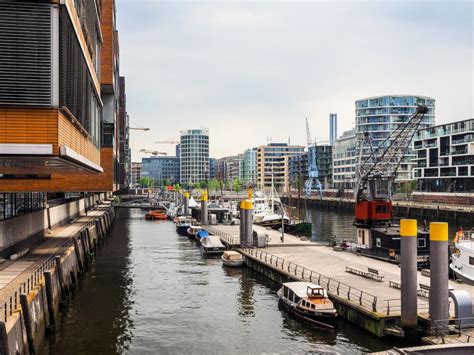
{"left": 117, "top": 0, "right": 473, "bottom": 161}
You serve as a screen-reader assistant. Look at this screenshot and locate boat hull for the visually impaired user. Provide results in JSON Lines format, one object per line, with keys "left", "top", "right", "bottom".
{"left": 278, "top": 298, "right": 336, "bottom": 327}
{"left": 176, "top": 226, "right": 190, "bottom": 236}
{"left": 450, "top": 263, "right": 474, "bottom": 285}
{"left": 201, "top": 246, "right": 225, "bottom": 255}
{"left": 222, "top": 258, "right": 244, "bottom": 267}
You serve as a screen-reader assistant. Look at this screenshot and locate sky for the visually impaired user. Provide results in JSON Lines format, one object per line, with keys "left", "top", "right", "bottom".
{"left": 116, "top": 0, "right": 473, "bottom": 161}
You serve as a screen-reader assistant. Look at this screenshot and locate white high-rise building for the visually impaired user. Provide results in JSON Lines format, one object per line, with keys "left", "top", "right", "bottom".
{"left": 179, "top": 128, "right": 210, "bottom": 184}
{"left": 329, "top": 113, "right": 338, "bottom": 146}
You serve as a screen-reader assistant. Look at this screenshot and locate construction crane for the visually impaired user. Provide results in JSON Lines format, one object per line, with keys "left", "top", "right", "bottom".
{"left": 155, "top": 139, "right": 179, "bottom": 144}
{"left": 130, "top": 127, "right": 150, "bottom": 131}
{"left": 354, "top": 105, "right": 429, "bottom": 227}
{"left": 139, "top": 149, "right": 167, "bottom": 156}
{"left": 304, "top": 117, "right": 322, "bottom": 198}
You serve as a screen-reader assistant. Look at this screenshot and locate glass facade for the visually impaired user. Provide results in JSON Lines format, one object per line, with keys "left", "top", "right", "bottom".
{"left": 179, "top": 128, "right": 210, "bottom": 184}
{"left": 0, "top": 193, "right": 45, "bottom": 221}
{"left": 141, "top": 157, "right": 180, "bottom": 184}
{"left": 355, "top": 95, "right": 435, "bottom": 181}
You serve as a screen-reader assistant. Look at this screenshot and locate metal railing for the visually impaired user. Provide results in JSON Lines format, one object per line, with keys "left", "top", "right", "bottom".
{"left": 432, "top": 317, "right": 474, "bottom": 343}
{"left": 206, "top": 226, "right": 240, "bottom": 245}
{"left": 0, "top": 218, "right": 98, "bottom": 323}
{"left": 240, "top": 247, "right": 397, "bottom": 314}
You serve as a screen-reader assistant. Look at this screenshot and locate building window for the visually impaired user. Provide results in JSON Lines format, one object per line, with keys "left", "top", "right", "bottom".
{"left": 418, "top": 239, "right": 426, "bottom": 248}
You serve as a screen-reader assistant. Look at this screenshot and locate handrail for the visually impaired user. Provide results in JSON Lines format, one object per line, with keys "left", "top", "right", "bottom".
{"left": 432, "top": 317, "right": 474, "bottom": 343}
{"left": 207, "top": 226, "right": 240, "bottom": 245}
{"left": 0, "top": 212, "right": 110, "bottom": 323}
{"left": 241, "top": 247, "right": 389, "bottom": 314}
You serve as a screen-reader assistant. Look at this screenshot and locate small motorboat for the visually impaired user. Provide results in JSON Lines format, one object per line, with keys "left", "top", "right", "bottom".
{"left": 201, "top": 235, "right": 226, "bottom": 255}
{"left": 175, "top": 217, "right": 192, "bottom": 236}
{"left": 221, "top": 251, "right": 244, "bottom": 267}
{"left": 450, "top": 228, "right": 474, "bottom": 284}
{"left": 195, "top": 229, "right": 209, "bottom": 243}
{"left": 187, "top": 225, "right": 203, "bottom": 239}
{"left": 277, "top": 282, "right": 337, "bottom": 329}
{"left": 145, "top": 210, "right": 168, "bottom": 220}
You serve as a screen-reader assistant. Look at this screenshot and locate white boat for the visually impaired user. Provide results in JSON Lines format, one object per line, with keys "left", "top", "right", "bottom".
{"left": 201, "top": 235, "right": 226, "bottom": 255}
{"left": 277, "top": 282, "right": 337, "bottom": 329}
{"left": 187, "top": 225, "right": 203, "bottom": 239}
{"left": 175, "top": 216, "right": 192, "bottom": 236}
{"left": 221, "top": 251, "right": 244, "bottom": 267}
{"left": 252, "top": 190, "right": 289, "bottom": 227}
{"left": 450, "top": 229, "right": 474, "bottom": 284}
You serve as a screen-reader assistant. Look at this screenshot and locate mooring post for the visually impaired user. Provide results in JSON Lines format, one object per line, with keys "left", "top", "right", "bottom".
{"left": 184, "top": 192, "right": 190, "bottom": 216}
{"left": 239, "top": 201, "right": 246, "bottom": 248}
{"left": 244, "top": 199, "right": 253, "bottom": 247}
{"left": 43, "top": 271, "right": 56, "bottom": 332}
{"left": 20, "top": 294, "right": 35, "bottom": 354}
{"left": 54, "top": 256, "right": 67, "bottom": 300}
{"left": 72, "top": 237, "right": 84, "bottom": 274}
{"left": 400, "top": 219, "right": 418, "bottom": 337}
{"left": 86, "top": 227, "right": 93, "bottom": 253}
{"left": 429, "top": 222, "right": 449, "bottom": 332}
{"left": 201, "top": 191, "right": 208, "bottom": 225}
{"left": 0, "top": 321, "right": 10, "bottom": 355}
{"left": 80, "top": 230, "right": 90, "bottom": 265}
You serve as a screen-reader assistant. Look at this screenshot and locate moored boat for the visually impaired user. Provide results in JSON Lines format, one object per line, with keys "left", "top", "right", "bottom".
{"left": 187, "top": 225, "right": 203, "bottom": 239}
{"left": 145, "top": 210, "right": 168, "bottom": 220}
{"left": 450, "top": 228, "right": 474, "bottom": 284}
{"left": 175, "top": 216, "right": 192, "bottom": 236}
{"left": 277, "top": 282, "right": 337, "bottom": 329}
{"left": 201, "top": 234, "right": 226, "bottom": 255}
{"left": 221, "top": 251, "right": 244, "bottom": 267}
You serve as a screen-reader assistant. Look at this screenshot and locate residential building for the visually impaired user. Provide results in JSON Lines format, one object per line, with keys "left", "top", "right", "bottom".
{"left": 257, "top": 143, "right": 305, "bottom": 192}
{"left": 229, "top": 154, "right": 244, "bottom": 181}
{"left": 414, "top": 119, "right": 474, "bottom": 192}
{"left": 130, "top": 162, "right": 142, "bottom": 188}
{"left": 0, "top": 0, "right": 122, "bottom": 193}
{"left": 242, "top": 148, "right": 257, "bottom": 185}
{"left": 286, "top": 145, "right": 333, "bottom": 192}
{"left": 329, "top": 114, "right": 338, "bottom": 146}
{"left": 141, "top": 156, "right": 180, "bottom": 185}
{"left": 179, "top": 128, "right": 209, "bottom": 184}
{"left": 216, "top": 155, "right": 240, "bottom": 181}
{"left": 332, "top": 129, "right": 357, "bottom": 190}
{"left": 355, "top": 95, "right": 435, "bottom": 182}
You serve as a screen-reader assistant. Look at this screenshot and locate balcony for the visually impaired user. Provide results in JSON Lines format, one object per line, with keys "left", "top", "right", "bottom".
{"left": 0, "top": 108, "right": 102, "bottom": 175}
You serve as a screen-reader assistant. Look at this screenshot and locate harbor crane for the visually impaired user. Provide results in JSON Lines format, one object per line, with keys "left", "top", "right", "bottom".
{"left": 304, "top": 117, "right": 322, "bottom": 198}
{"left": 130, "top": 127, "right": 150, "bottom": 131}
{"left": 155, "top": 139, "right": 179, "bottom": 144}
{"left": 139, "top": 149, "right": 167, "bottom": 156}
{"left": 354, "top": 105, "right": 429, "bottom": 227}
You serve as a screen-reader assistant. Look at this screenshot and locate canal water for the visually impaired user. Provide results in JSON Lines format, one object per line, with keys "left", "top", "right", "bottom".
{"left": 42, "top": 208, "right": 413, "bottom": 354}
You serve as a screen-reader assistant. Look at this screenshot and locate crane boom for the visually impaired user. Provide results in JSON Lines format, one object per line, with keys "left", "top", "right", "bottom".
{"left": 354, "top": 105, "right": 429, "bottom": 226}
{"left": 139, "top": 149, "right": 167, "bottom": 156}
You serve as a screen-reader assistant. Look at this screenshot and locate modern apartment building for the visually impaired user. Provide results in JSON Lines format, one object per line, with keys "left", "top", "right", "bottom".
{"left": 179, "top": 128, "right": 209, "bottom": 184}
{"left": 242, "top": 148, "right": 257, "bottom": 185}
{"left": 414, "top": 119, "right": 474, "bottom": 192}
{"left": 141, "top": 157, "right": 180, "bottom": 185}
{"left": 130, "top": 162, "right": 142, "bottom": 188}
{"left": 257, "top": 143, "right": 305, "bottom": 192}
{"left": 332, "top": 129, "right": 357, "bottom": 190}
{"left": 0, "top": 0, "right": 122, "bottom": 193}
{"left": 285, "top": 145, "right": 333, "bottom": 192}
{"left": 216, "top": 155, "right": 240, "bottom": 181}
{"left": 209, "top": 158, "right": 217, "bottom": 179}
{"left": 355, "top": 95, "right": 435, "bottom": 182}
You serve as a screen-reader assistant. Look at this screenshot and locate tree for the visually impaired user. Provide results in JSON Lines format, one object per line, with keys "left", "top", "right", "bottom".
{"left": 233, "top": 178, "right": 242, "bottom": 193}
{"left": 400, "top": 180, "right": 418, "bottom": 199}
{"left": 140, "top": 177, "right": 152, "bottom": 188}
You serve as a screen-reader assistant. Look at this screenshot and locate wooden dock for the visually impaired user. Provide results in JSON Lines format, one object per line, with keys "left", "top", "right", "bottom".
{"left": 207, "top": 224, "right": 474, "bottom": 338}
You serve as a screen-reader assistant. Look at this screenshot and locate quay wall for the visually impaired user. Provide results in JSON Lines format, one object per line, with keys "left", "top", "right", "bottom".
{"left": 282, "top": 197, "right": 473, "bottom": 225}
{"left": 0, "top": 205, "right": 114, "bottom": 355}
{"left": 242, "top": 251, "right": 395, "bottom": 337}
{"left": 0, "top": 193, "right": 105, "bottom": 257}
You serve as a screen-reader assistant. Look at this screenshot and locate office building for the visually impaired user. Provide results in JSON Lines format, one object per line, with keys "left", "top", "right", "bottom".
{"left": 329, "top": 114, "right": 338, "bottom": 146}
{"left": 179, "top": 128, "right": 209, "bottom": 184}
{"left": 0, "top": 0, "right": 122, "bottom": 193}
{"left": 141, "top": 156, "right": 180, "bottom": 185}
{"left": 130, "top": 162, "right": 142, "bottom": 188}
{"left": 209, "top": 158, "right": 217, "bottom": 179}
{"left": 414, "top": 119, "right": 474, "bottom": 192}
{"left": 257, "top": 143, "right": 305, "bottom": 192}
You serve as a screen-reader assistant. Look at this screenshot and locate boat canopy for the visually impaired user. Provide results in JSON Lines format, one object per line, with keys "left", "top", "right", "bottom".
{"left": 188, "top": 197, "right": 198, "bottom": 208}
{"left": 201, "top": 235, "right": 225, "bottom": 248}
{"left": 197, "top": 230, "right": 209, "bottom": 239}
{"left": 282, "top": 282, "right": 327, "bottom": 298}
